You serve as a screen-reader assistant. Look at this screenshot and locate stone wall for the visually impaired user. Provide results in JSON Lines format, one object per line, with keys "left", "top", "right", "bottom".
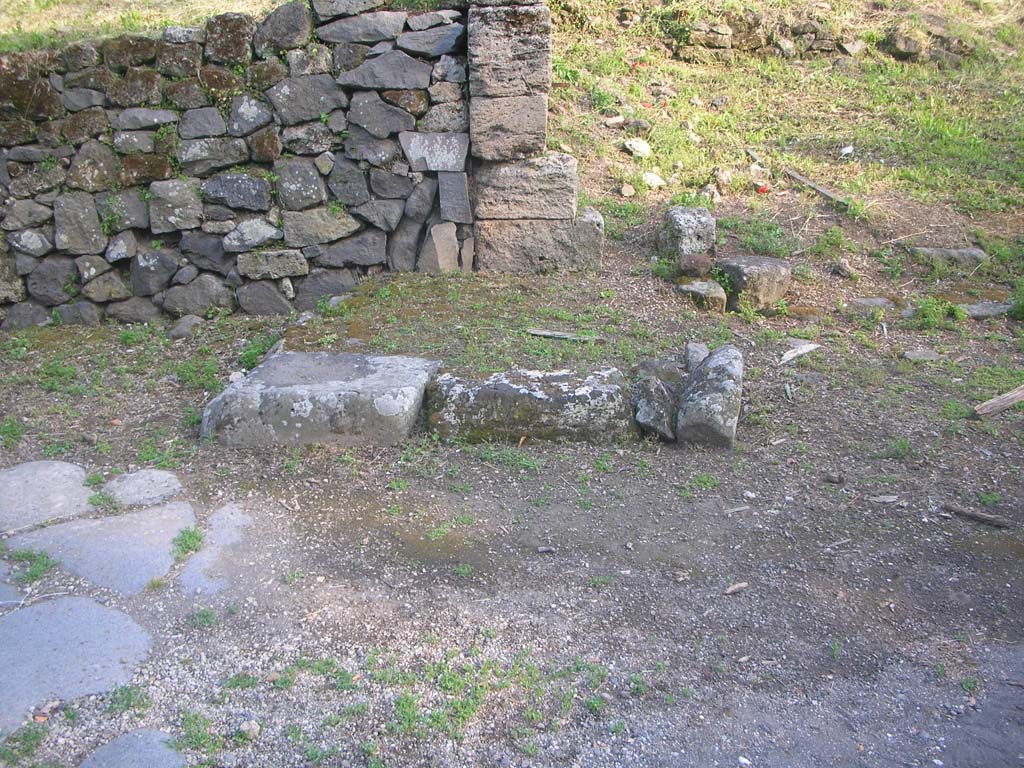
{"left": 0, "top": 0, "right": 601, "bottom": 329}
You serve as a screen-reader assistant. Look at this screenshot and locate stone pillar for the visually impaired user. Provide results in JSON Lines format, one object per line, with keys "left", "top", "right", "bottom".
{"left": 466, "top": 0, "right": 603, "bottom": 273}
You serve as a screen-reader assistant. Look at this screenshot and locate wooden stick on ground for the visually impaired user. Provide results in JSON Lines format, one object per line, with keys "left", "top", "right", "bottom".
{"left": 782, "top": 168, "right": 850, "bottom": 212}
{"left": 973, "top": 383, "right": 1024, "bottom": 419}
{"left": 526, "top": 329, "right": 605, "bottom": 343}
{"left": 943, "top": 501, "right": 1012, "bottom": 529}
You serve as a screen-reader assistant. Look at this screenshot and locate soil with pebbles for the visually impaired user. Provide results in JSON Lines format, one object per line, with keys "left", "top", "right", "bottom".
{"left": 1, "top": 233, "right": 1022, "bottom": 767}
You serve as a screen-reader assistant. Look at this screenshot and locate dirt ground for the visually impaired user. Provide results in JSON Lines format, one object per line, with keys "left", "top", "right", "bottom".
{"left": 1, "top": 203, "right": 1023, "bottom": 765}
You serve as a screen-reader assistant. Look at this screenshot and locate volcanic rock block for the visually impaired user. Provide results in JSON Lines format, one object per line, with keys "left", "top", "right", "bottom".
{"left": 427, "top": 367, "right": 637, "bottom": 444}
{"left": 201, "top": 351, "right": 440, "bottom": 446}
{"left": 676, "top": 345, "right": 743, "bottom": 448}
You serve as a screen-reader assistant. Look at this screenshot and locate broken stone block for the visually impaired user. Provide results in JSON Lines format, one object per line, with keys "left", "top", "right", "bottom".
{"left": 200, "top": 173, "right": 272, "bottom": 211}
{"left": 714, "top": 255, "right": 792, "bottom": 311}
{"left": 27, "top": 256, "right": 78, "bottom": 306}
{"left": 316, "top": 229, "right": 386, "bottom": 267}
{"left": 237, "top": 249, "right": 309, "bottom": 279}
{"left": 336, "top": 50, "right": 432, "bottom": 89}
{"left": 657, "top": 206, "right": 716, "bottom": 277}
{"left": 472, "top": 153, "right": 577, "bottom": 220}
{"left": 282, "top": 207, "right": 361, "bottom": 248}
{"left": 343, "top": 125, "right": 402, "bottom": 167}
{"left": 316, "top": 11, "right": 407, "bottom": 43}
{"left": 162, "top": 273, "right": 234, "bottom": 317}
{"left": 396, "top": 23, "right": 465, "bottom": 58}
{"left": 201, "top": 351, "right": 440, "bottom": 446}
{"left": 676, "top": 345, "right": 743, "bottom": 448}
{"left": 417, "top": 222, "right": 459, "bottom": 273}
{"left": 204, "top": 13, "right": 255, "bottom": 65}
{"left": 53, "top": 192, "right": 106, "bottom": 255}
{"left": 148, "top": 179, "right": 202, "bottom": 234}
{"left": 347, "top": 90, "right": 416, "bottom": 139}
{"left": 266, "top": 75, "right": 349, "bottom": 126}
{"left": 130, "top": 250, "right": 179, "bottom": 296}
{"left": 426, "top": 367, "right": 636, "bottom": 444}
{"left": 255, "top": 0, "right": 313, "bottom": 55}
{"left": 676, "top": 279, "right": 726, "bottom": 313}
{"left": 237, "top": 280, "right": 293, "bottom": 315}
{"left": 275, "top": 157, "right": 327, "bottom": 210}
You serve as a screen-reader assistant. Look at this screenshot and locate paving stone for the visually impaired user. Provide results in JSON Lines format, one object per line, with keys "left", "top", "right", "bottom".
{"left": 9, "top": 502, "right": 194, "bottom": 596}
{"left": 103, "top": 469, "right": 182, "bottom": 507}
{"left": 0, "top": 597, "right": 151, "bottom": 733}
{"left": 201, "top": 352, "right": 440, "bottom": 446}
{"left": 78, "top": 729, "right": 185, "bottom": 768}
{"left": 427, "top": 367, "right": 636, "bottom": 444}
{"left": 398, "top": 131, "right": 468, "bottom": 171}
{"left": 0, "top": 562, "right": 19, "bottom": 604}
{"left": 336, "top": 50, "right": 432, "bottom": 89}
{"left": 178, "top": 504, "right": 252, "bottom": 596}
{"left": 472, "top": 153, "right": 577, "bottom": 220}
{"left": 0, "top": 461, "right": 92, "bottom": 532}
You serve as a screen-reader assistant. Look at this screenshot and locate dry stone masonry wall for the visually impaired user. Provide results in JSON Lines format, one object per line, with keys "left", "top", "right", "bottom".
{"left": 0, "top": 0, "right": 602, "bottom": 329}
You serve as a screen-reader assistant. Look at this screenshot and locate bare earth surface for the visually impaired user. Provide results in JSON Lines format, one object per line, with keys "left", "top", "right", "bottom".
{"left": 1, "top": 228, "right": 1023, "bottom": 766}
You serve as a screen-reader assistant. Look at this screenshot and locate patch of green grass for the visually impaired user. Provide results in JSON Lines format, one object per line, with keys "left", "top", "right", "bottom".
{"left": 806, "top": 225, "right": 856, "bottom": 260}
{"left": 42, "top": 439, "right": 74, "bottom": 457}
{"left": 107, "top": 684, "right": 151, "bottom": 714}
{"left": 171, "top": 356, "right": 220, "bottom": 391}
{"left": 137, "top": 438, "right": 190, "bottom": 469}
{"left": 172, "top": 710, "right": 224, "bottom": 754}
{"left": 876, "top": 437, "right": 912, "bottom": 460}
{"left": 0, "top": 723, "right": 46, "bottom": 763}
{"left": 718, "top": 216, "right": 795, "bottom": 259}
{"left": 171, "top": 527, "right": 203, "bottom": 561}
{"left": 588, "top": 575, "right": 614, "bottom": 588}
{"left": 961, "top": 676, "right": 980, "bottom": 695}
{"left": 38, "top": 358, "right": 84, "bottom": 394}
{"left": 978, "top": 491, "right": 1001, "bottom": 507}
{"left": 452, "top": 563, "right": 474, "bottom": 577}
{"left": 9, "top": 549, "right": 57, "bottom": 583}
{"left": 907, "top": 297, "right": 967, "bottom": 330}
{"left": 88, "top": 491, "right": 119, "bottom": 514}
{"left": 591, "top": 198, "right": 645, "bottom": 240}
{"left": 0, "top": 417, "right": 26, "bottom": 448}
{"left": 239, "top": 333, "right": 280, "bottom": 370}
{"left": 224, "top": 672, "right": 260, "bottom": 689}
{"left": 191, "top": 608, "right": 216, "bottom": 628}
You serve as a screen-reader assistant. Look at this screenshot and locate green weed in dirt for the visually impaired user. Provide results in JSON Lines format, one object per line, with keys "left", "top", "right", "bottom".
{"left": 107, "top": 684, "right": 151, "bottom": 714}
{"left": 0, "top": 417, "right": 26, "bottom": 448}
{"left": 172, "top": 710, "right": 224, "bottom": 753}
{"left": 9, "top": 549, "right": 56, "bottom": 583}
{"left": 0, "top": 723, "right": 46, "bottom": 763}
{"left": 239, "top": 333, "right": 280, "bottom": 370}
{"left": 172, "top": 527, "right": 203, "bottom": 560}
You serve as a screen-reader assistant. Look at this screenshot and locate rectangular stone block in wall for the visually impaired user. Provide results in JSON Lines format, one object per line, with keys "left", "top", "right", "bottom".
{"left": 474, "top": 209, "right": 604, "bottom": 274}
{"left": 467, "top": 5, "right": 551, "bottom": 98}
{"left": 469, "top": 94, "right": 547, "bottom": 161}
{"left": 472, "top": 153, "right": 578, "bottom": 220}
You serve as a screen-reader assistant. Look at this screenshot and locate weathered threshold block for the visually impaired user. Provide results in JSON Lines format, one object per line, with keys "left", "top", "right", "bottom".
{"left": 426, "top": 367, "right": 637, "bottom": 444}
{"left": 201, "top": 352, "right": 439, "bottom": 446}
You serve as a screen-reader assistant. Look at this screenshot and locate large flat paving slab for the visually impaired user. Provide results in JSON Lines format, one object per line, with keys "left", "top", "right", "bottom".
{"left": 200, "top": 352, "right": 440, "bottom": 446}
{"left": 78, "top": 728, "right": 185, "bottom": 768}
{"left": 178, "top": 503, "right": 252, "bottom": 596}
{"left": 0, "top": 597, "right": 151, "bottom": 734}
{"left": 103, "top": 469, "right": 182, "bottom": 508}
{"left": 8, "top": 502, "right": 195, "bottom": 596}
{"left": 0, "top": 562, "right": 20, "bottom": 604}
{"left": 0, "top": 461, "right": 93, "bottom": 532}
